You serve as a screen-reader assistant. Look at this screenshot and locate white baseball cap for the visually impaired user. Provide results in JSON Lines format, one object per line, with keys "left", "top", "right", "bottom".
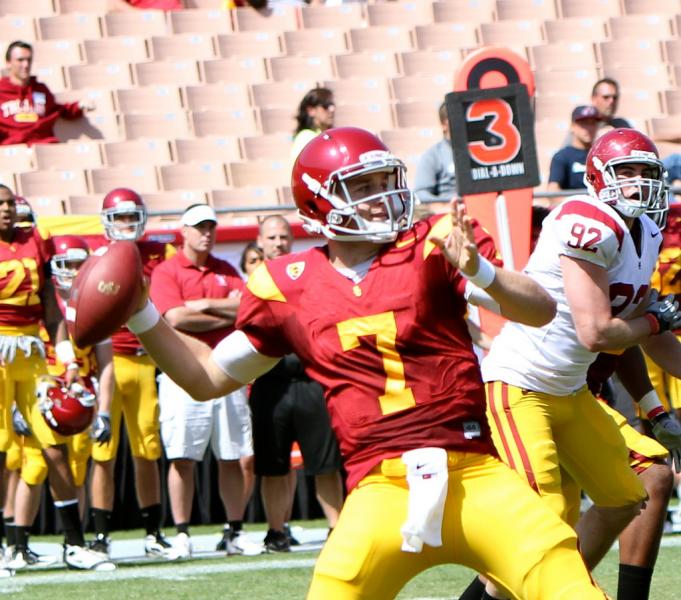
{"left": 181, "top": 204, "right": 217, "bottom": 227}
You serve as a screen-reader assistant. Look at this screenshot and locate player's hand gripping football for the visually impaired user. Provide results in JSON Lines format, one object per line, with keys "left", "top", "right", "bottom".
{"left": 646, "top": 289, "right": 681, "bottom": 333}
{"left": 429, "top": 200, "right": 480, "bottom": 277}
{"left": 650, "top": 412, "right": 681, "bottom": 472}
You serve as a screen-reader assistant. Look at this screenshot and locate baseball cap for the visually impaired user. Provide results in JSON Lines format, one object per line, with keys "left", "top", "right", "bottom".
{"left": 181, "top": 204, "right": 217, "bottom": 227}
{"left": 571, "top": 105, "right": 602, "bottom": 122}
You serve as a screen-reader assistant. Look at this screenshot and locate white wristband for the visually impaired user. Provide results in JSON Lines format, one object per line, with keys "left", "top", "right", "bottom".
{"left": 55, "top": 340, "right": 76, "bottom": 365}
{"left": 462, "top": 256, "right": 496, "bottom": 290}
{"left": 127, "top": 301, "right": 160, "bottom": 334}
{"left": 638, "top": 390, "right": 664, "bottom": 419}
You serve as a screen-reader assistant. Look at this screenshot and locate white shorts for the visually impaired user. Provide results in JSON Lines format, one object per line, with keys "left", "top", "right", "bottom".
{"left": 158, "top": 373, "right": 253, "bottom": 461}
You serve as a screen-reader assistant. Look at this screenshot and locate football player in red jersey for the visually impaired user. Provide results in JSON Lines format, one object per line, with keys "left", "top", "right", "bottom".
{"left": 0, "top": 186, "right": 113, "bottom": 571}
{"left": 88, "top": 188, "right": 176, "bottom": 558}
{"left": 125, "top": 127, "right": 610, "bottom": 598}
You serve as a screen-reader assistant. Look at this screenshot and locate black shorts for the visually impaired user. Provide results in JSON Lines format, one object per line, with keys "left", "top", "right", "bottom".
{"left": 249, "top": 375, "right": 342, "bottom": 477}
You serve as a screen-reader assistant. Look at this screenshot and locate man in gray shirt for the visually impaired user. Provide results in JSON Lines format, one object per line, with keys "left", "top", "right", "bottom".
{"left": 413, "top": 102, "right": 457, "bottom": 203}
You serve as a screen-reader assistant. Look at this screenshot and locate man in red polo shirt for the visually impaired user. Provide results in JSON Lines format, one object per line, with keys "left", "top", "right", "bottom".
{"left": 150, "top": 204, "right": 262, "bottom": 557}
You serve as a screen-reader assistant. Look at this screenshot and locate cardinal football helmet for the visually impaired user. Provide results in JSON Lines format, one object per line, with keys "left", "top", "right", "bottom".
{"left": 291, "top": 127, "right": 414, "bottom": 243}
{"left": 101, "top": 187, "right": 147, "bottom": 241}
{"left": 15, "top": 196, "right": 34, "bottom": 224}
{"left": 51, "top": 235, "right": 89, "bottom": 291}
{"left": 585, "top": 128, "right": 666, "bottom": 220}
{"left": 37, "top": 377, "right": 96, "bottom": 436}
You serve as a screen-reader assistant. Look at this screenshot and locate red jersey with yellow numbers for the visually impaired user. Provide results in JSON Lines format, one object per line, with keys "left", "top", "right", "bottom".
{"left": 651, "top": 203, "right": 681, "bottom": 333}
{"left": 236, "top": 214, "right": 500, "bottom": 490}
{"left": 89, "top": 238, "right": 175, "bottom": 355}
{"left": 0, "top": 225, "right": 53, "bottom": 330}
{"left": 150, "top": 250, "right": 244, "bottom": 349}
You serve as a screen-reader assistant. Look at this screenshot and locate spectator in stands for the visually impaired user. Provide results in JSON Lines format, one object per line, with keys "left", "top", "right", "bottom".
{"left": 0, "top": 41, "right": 93, "bottom": 146}
{"left": 289, "top": 88, "right": 335, "bottom": 168}
{"left": 151, "top": 204, "right": 262, "bottom": 558}
{"left": 591, "top": 78, "right": 632, "bottom": 129}
{"left": 547, "top": 105, "right": 602, "bottom": 193}
{"left": 414, "top": 101, "right": 457, "bottom": 203}
{"left": 108, "top": 0, "right": 184, "bottom": 9}
{"left": 250, "top": 215, "right": 344, "bottom": 552}
{"left": 239, "top": 241, "right": 264, "bottom": 278}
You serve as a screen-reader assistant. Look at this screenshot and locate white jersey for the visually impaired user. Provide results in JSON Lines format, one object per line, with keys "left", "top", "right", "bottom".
{"left": 482, "top": 194, "right": 662, "bottom": 395}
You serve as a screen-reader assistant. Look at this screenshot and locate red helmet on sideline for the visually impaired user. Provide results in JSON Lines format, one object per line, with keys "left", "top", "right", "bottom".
{"left": 51, "top": 235, "right": 89, "bottom": 291}
{"left": 291, "top": 127, "right": 414, "bottom": 243}
{"left": 37, "top": 377, "right": 96, "bottom": 436}
{"left": 101, "top": 188, "right": 147, "bottom": 241}
{"left": 585, "top": 128, "right": 666, "bottom": 221}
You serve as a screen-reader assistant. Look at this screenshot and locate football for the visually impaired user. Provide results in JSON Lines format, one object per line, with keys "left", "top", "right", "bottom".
{"left": 66, "top": 241, "right": 143, "bottom": 347}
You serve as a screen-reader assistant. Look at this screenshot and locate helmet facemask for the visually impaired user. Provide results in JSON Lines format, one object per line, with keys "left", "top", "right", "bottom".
{"left": 647, "top": 186, "right": 671, "bottom": 230}
{"left": 299, "top": 152, "right": 414, "bottom": 243}
{"left": 51, "top": 249, "right": 88, "bottom": 291}
{"left": 588, "top": 154, "right": 665, "bottom": 219}
{"left": 102, "top": 204, "right": 147, "bottom": 241}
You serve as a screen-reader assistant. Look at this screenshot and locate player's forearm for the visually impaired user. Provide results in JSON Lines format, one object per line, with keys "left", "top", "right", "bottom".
{"left": 614, "top": 346, "right": 654, "bottom": 401}
{"left": 201, "top": 297, "right": 240, "bottom": 319}
{"left": 165, "top": 307, "right": 234, "bottom": 332}
{"left": 96, "top": 360, "right": 115, "bottom": 414}
{"left": 641, "top": 331, "right": 681, "bottom": 379}
{"left": 486, "top": 269, "right": 556, "bottom": 326}
{"left": 575, "top": 314, "right": 655, "bottom": 353}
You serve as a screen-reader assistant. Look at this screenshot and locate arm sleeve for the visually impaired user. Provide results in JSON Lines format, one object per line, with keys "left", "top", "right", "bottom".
{"left": 235, "top": 286, "right": 292, "bottom": 358}
{"left": 211, "top": 330, "right": 281, "bottom": 384}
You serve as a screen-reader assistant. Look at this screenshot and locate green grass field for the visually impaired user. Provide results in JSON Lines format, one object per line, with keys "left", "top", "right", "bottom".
{"left": 6, "top": 521, "right": 681, "bottom": 599}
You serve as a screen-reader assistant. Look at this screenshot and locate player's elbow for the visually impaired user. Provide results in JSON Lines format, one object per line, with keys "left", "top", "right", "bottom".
{"left": 527, "top": 295, "right": 556, "bottom": 326}
{"left": 576, "top": 325, "right": 608, "bottom": 353}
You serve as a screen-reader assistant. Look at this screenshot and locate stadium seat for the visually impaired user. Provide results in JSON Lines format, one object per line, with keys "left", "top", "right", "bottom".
{"left": 38, "top": 14, "right": 102, "bottom": 40}
{"left": 240, "top": 133, "right": 292, "bottom": 161}
{"left": 19, "top": 170, "right": 88, "bottom": 197}
{"left": 116, "top": 86, "right": 183, "bottom": 114}
{"left": 332, "top": 103, "right": 395, "bottom": 132}
{"left": 34, "top": 140, "right": 102, "bottom": 170}
{"left": 56, "top": 0, "right": 109, "bottom": 13}
{"left": 529, "top": 42, "right": 598, "bottom": 71}
{"left": 616, "top": 89, "right": 663, "bottom": 121}
{"left": 103, "top": 139, "right": 173, "bottom": 167}
{"left": 183, "top": 83, "right": 251, "bottom": 111}
{"left": 150, "top": 34, "right": 216, "bottom": 61}
{"left": 183, "top": 0, "right": 224, "bottom": 8}
{"left": 174, "top": 137, "right": 242, "bottom": 163}
{"left": 216, "top": 31, "right": 282, "bottom": 58}
{"left": 607, "top": 15, "right": 674, "bottom": 40}
{"left": 83, "top": 37, "right": 149, "bottom": 64}
{"left": 201, "top": 57, "right": 268, "bottom": 84}
{"left": 379, "top": 128, "right": 440, "bottom": 156}
{"left": 277, "top": 185, "right": 294, "bottom": 205}
{"left": 143, "top": 190, "right": 209, "bottom": 213}
{"left": 268, "top": 55, "right": 335, "bottom": 83}
{"left": 33, "top": 65, "right": 66, "bottom": 93}
{"left": 559, "top": 0, "right": 622, "bottom": 18}
{"left": 282, "top": 29, "right": 348, "bottom": 56}
{"left": 89, "top": 165, "right": 160, "bottom": 194}
{"left": 168, "top": 9, "right": 232, "bottom": 35}
{"left": 123, "top": 112, "right": 191, "bottom": 140}
{"left": 0, "top": 145, "right": 33, "bottom": 172}
{"left": 191, "top": 109, "right": 259, "bottom": 137}
{"left": 334, "top": 52, "right": 400, "bottom": 79}
{"left": 413, "top": 23, "right": 479, "bottom": 52}
{"left": 647, "top": 115, "right": 681, "bottom": 143}
{"left": 399, "top": 50, "right": 462, "bottom": 77}
{"left": 543, "top": 17, "right": 607, "bottom": 43}
{"left": 28, "top": 196, "right": 66, "bottom": 217}
{"left": 432, "top": 0, "right": 496, "bottom": 24}
{"left": 232, "top": 5, "right": 298, "bottom": 33}
{"left": 324, "top": 77, "right": 392, "bottom": 105}
{"left": 479, "top": 20, "right": 543, "bottom": 51}
{"left": 300, "top": 4, "right": 365, "bottom": 29}
{"left": 664, "top": 40, "right": 681, "bottom": 65}
{"left": 533, "top": 95, "right": 582, "bottom": 122}
{"left": 533, "top": 68, "right": 599, "bottom": 97}
{"left": 250, "top": 80, "right": 316, "bottom": 109}
{"left": 663, "top": 90, "right": 681, "bottom": 115}
{"left": 366, "top": 2, "right": 433, "bottom": 27}
{"left": 598, "top": 40, "right": 664, "bottom": 68}
{"left": 67, "top": 63, "right": 133, "bottom": 90}
{"left": 495, "top": 0, "right": 557, "bottom": 21}
{"left": 390, "top": 75, "right": 450, "bottom": 103}
{"left": 0, "top": 0, "right": 53, "bottom": 16}
{"left": 228, "top": 160, "right": 290, "bottom": 187}
{"left": 32, "top": 40, "right": 83, "bottom": 68}
{"left": 65, "top": 194, "right": 103, "bottom": 215}
{"left": 103, "top": 11, "right": 169, "bottom": 37}
{"left": 159, "top": 162, "right": 228, "bottom": 191}
{"left": 134, "top": 60, "right": 201, "bottom": 87}
{"left": 259, "top": 108, "right": 296, "bottom": 135}
{"left": 622, "top": 0, "right": 681, "bottom": 16}
{"left": 211, "top": 187, "right": 280, "bottom": 209}
{"left": 605, "top": 65, "right": 671, "bottom": 93}
{"left": 55, "top": 88, "right": 115, "bottom": 117}
{"left": 0, "top": 16, "right": 36, "bottom": 42}
{"left": 394, "top": 100, "right": 442, "bottom": 129}
{"left": 349, "top": 26, "right": 414, "bottom": 53}
{"left": 55, "top": 112, "right": 122, "bottom": 142}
